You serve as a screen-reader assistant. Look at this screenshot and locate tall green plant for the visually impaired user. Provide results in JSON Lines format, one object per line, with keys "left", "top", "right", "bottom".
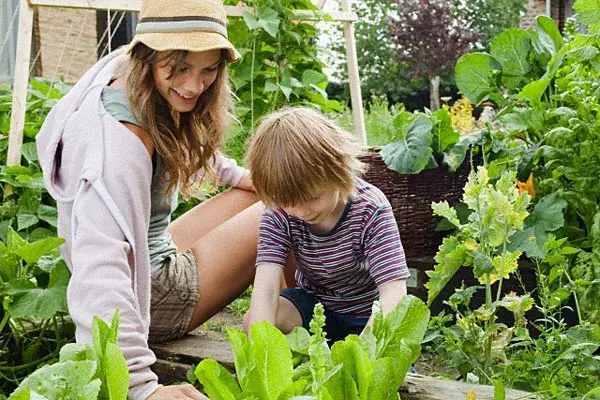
{"left": 0, "top": 228, "right": 72, "bottom": 396}
{"left": 454, "top": 8, "right": 600, "bottom": 321}
{"left": 223, "top": 0, "right": 341, "bottom": 161}
{"left": 426, "top": 167, "right": 530, "bottom": 381}
{"left": 0, "top": 80, "right": 66, "bottom": 242}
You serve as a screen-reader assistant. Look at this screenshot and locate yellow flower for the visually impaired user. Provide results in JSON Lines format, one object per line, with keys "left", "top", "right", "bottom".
{"left": 516, "top": 172, "right": 535, "bottom": 198}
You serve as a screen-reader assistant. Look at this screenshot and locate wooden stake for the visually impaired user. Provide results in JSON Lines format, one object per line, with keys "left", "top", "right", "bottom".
{"left": 7, "top": 0, "right": 35, "bottom": 167}
{"left": 340, "top": 0, "right": 366, "bottom": 146}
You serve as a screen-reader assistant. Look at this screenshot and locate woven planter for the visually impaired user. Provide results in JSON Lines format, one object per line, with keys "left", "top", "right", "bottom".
{"left": 358, "top": 150, "right": 472, "bottom": 258}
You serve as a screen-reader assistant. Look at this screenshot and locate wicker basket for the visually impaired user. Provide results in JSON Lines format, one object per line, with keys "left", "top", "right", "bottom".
{"left": 359, "top": 150, "right": 472, "bottom": 258}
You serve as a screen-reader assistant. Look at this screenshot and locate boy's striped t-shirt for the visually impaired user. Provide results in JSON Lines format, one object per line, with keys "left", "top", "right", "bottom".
{"left": 256, "top": 178, "right": 410, "bottom": 316}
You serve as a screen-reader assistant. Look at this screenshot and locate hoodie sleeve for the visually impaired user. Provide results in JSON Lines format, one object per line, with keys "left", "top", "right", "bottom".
{"left": 70, "top": 182, "right": 160, "bottom": 400}
{"left": 194, "top": 151, "right": 248, "bottom": 187}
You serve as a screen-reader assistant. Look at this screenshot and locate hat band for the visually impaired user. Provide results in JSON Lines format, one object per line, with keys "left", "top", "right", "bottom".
{"left": 136, "top": 18, "right": 228, "bottom": 38}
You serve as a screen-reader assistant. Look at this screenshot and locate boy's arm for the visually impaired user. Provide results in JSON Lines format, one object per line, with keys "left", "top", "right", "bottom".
{"left": 245, "top": 263, "right": 283, "bottom": 334}
{"left": 363, "top": 279, "right": 408, "bottom": 331}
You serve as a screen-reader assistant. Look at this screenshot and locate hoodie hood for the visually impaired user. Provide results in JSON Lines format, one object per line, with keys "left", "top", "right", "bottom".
{"left": 36, "top": 48, "right": 129, "bottom": 202}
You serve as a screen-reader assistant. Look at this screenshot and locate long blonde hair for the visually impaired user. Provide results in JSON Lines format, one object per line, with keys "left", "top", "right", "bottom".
{"left": 126, "top": 43, "right": 235, "bottom": 198}
{"left": 246, "top": 107, "right": 364, "bottom": 208}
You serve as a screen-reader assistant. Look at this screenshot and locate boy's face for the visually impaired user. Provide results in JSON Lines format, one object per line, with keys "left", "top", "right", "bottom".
{"left": 281, "top": 188, "right": 346, "bottom": 228}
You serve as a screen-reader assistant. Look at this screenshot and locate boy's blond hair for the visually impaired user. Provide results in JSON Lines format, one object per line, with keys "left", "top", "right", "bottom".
{"left": 246, "top": 107, "right": 364, "bottom": 207}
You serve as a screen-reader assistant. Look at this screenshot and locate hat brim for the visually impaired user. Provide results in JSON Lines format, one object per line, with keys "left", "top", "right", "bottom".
{"left": 128, "top": 31, "right": 241, "bottom": 62}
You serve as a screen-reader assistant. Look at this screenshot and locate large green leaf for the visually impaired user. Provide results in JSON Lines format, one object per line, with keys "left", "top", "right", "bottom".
{"left": 37, "top": 205, "right": 58, "bottom": 228}
{"left": 59, "top": 343, "right": 97, "bottom": 363}
{"left": 574, "top": 0, "right": 600, "bottom": 33}
{"left": 195, "top": 359, "right": 241, "bottom": 400}
{"left": 376, "top": 295, "right": 430, "bottom": 359}
{"left": 368, "top": 357, "right": 405, "bottom": 400}
{"left": 519, "top": 78, "right": 550, "bottom": 104}
{"left": 509, "top": 193, "right": 567, "bottom": 258}
{"left": 10, "top": 360, "right": 101, "bottom": 400}
{"left": 227, "top": 327, "right": 252, "bottom": 390}
{"left": 14, "top": 236, "right": 64, "bottom": 264}
{"left": 455, "top": 53, "right": 503, "bottom": 105}
{"left": 535, "top": 15, "right": 564, "bottom": 55}
{"left": 524, "top": 193, "right": 567, "bottom": 233}
{"left": 425, "top": 236, "right": 468, "bottom": 305}
{"left": 6, "top": 261, "right": 69, "bottom": 319}
{"left": 380, "top": 114, "right": 433, "bottom": 174}
{"left": 490, "top": 28, "right": 532, "bottom": 78}
{"left": 442, "top": 140, "right": 469, "bottom": 172}
{"left": 431, "top": 109, "right": 459, "bottom": 153}
{"left": 8, "top": 389, "right": 50, "bottom": 400}
{"left": 246, "top": 321, "right": 293, "bottom": 399}
{"left": 287, "top": 326, "right": 311, "bottom": 355}
{"left": 104, "top": 342, "right": 129, "bottom": 400}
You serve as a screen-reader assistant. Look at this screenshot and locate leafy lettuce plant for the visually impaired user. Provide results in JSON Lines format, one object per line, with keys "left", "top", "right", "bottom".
{"left": 8, "top": 310, "right": 129, "bottom": 400}
{"left": 195, "top": 295, "right": 430, "bottom": 400}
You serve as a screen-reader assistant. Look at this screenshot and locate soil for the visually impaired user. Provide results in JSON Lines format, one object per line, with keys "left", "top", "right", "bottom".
{"left": 188, "top": 310, "right": 244, "bottom": 341}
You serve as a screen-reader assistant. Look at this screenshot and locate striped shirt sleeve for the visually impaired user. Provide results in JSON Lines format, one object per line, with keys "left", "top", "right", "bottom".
{"left": 256, "top": 210, "right": 291, "bottom": 268}
{"left": 363, "top": 206, "right": 410, "bottom": 285}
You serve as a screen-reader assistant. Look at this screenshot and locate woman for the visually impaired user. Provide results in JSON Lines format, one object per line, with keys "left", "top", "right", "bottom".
{"left": 36, "top": 0, "right": 261, "bottom": 398}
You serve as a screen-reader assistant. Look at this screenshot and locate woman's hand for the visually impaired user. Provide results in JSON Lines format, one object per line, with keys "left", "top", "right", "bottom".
{"left": 148, "top": 384, "right": 209, "bottom": 399}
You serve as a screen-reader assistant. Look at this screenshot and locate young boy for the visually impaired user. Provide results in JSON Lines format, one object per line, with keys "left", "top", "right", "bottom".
{"left": 243, "top": 107, "right": 410, "bottom": 342}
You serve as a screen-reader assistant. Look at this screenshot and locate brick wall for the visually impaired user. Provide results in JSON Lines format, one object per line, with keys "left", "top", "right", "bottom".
{"left": 521, "top": 0, "right": 575, "bottom": 31}
{"left": 521, "top": 0, "right": 547, "bottom": 29}
{"left": 37, "top": 7, "right": 98, "bottom": 83}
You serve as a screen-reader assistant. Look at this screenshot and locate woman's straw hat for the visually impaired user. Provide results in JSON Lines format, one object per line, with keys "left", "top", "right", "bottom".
{"left": 128, "top": 0, "right": 241, "bottom": 62}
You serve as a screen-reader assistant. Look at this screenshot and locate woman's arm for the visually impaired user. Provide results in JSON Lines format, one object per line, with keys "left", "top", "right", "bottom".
{"left": 244, "top": 263, "right": 283, "bottom": 334}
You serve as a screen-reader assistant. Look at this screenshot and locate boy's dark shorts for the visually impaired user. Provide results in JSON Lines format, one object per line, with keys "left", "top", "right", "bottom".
{"left": 280, "top": 287, "right": 369, "bottom": 343}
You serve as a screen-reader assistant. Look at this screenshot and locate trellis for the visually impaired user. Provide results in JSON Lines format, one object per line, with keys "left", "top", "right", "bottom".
{"left": 6, "top": 0, "right": 366, "bottom": 168}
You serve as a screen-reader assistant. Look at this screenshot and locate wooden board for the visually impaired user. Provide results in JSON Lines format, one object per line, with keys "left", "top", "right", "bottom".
{"left": 151, "top": 334, "right": 538, "bottom": 400}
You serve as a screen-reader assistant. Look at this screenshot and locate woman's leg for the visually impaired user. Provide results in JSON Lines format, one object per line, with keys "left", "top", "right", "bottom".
{"left": 169, "top": 188, "right": 262, "bottom": 330}
{"left": 180, "top": 203, "right": 266, "bottom": 330}
{"left": 169, "top": 188, "right": 259, "bottom": 251}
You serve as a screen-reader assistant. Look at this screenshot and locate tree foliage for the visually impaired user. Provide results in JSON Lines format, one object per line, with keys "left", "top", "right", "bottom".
{"left": 328, "top": 0, "right": 526, "bottom": 105}
{"left": 387, "top": 0, "right": 482, "bottom": 80}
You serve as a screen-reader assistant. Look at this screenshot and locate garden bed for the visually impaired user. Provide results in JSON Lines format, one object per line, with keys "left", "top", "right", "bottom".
{"left": 150, "top": 313, "right": 537, "bottom": 400}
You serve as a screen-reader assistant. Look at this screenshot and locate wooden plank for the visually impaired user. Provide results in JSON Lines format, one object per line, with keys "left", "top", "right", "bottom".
{"left": 340, "top": 0, "right": 366, "bottom": 146}
{"left": 151, "top": 335, "right": 235, "bottom": 371}
{"left": 152, "top": 334, "right": 537, "bottom": 399}
{"left": 401, "top": 374, "right": 537, "bottom": 400}
{"left": 7, "top": 0, "right": 34, "bottom": 167}
{"left": 28, "top": 0, "right": 357, "bottom": 21}
{"left": 153, "top": 359, "right": 193, "bottom": 385}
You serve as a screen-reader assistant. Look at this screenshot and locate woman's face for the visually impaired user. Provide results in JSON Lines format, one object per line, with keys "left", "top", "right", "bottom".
{"left": 152, "top": 49, "right": 222, "bottom": 113}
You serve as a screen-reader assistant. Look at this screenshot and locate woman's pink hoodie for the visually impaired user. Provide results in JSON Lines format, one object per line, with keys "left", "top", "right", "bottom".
{"left": 36, "top": 48, "right": 246, "bottom": 399}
